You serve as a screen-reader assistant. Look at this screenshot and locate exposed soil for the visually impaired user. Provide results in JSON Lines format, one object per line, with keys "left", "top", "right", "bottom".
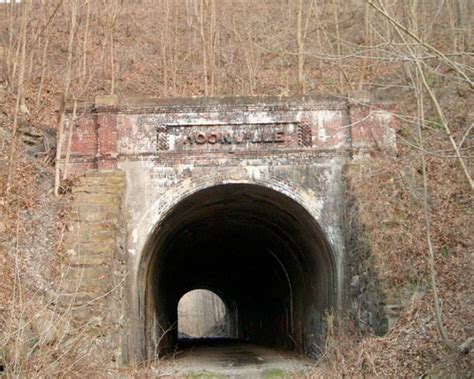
{"left": 157, "top": 338, "right": 314, "bottom": 378}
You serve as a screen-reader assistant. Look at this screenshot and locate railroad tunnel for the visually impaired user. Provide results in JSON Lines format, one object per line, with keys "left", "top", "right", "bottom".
{"left": 141, "top": 183, "right": 336, "bottom": 358}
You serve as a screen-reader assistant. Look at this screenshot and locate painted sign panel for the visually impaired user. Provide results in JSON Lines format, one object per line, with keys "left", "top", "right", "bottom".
{"left": 158, "top": 123, "right": 311, "bottom": 151}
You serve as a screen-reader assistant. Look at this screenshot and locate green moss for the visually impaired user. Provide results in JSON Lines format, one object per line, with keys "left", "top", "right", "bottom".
{"left": 263, "top": 368, "right": 290, "bottom": 378}
{"left": 185, "top": 370, "right": 223, "bottom": 379}
{"left": 440, "top": 246, "right": 450, "bottom": 258}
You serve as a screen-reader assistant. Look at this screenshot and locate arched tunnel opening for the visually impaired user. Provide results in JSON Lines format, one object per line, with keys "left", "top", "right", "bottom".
{"left": 177, "top": 289, "right": 230, "bottom": 339}
{"left": 142, "top": 184, "right": 336, "bottom": 359}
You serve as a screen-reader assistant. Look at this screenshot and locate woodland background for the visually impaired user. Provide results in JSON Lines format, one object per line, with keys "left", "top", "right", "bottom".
{"left": 0, "top": 0, "right": 472, "bottom": 376}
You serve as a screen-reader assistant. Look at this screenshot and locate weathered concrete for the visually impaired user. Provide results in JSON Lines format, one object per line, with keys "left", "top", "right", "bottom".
{"left": 58, "top": 95, "right": 396, "bottom": 365}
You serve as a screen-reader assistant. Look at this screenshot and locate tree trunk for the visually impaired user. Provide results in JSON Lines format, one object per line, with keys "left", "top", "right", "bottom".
{"left": 54, "top": 0, "right": 78, "bottom": 196}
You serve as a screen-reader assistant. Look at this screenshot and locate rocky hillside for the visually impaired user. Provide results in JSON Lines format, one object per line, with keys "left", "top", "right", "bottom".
{"left": 0, "top": 0, "right": 472, "bottom": 376}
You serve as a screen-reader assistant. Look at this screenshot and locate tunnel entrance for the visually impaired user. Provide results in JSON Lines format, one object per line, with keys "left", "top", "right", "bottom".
{"left": 142, "top": 184, "right": 336, "bottom": 358}
{"left": 177, "top": 289, "right": 230, "bottom": 339}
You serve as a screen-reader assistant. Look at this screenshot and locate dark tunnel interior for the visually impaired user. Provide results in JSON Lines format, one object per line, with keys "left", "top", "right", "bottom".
{"left": 143, "top": 184, "right": 336, "bottom": 357}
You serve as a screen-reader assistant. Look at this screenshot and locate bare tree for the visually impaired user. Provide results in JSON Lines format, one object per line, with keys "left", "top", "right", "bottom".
{"left": 54, "top": 0, "right": 78, "bottom": 196}
{"left": 296, "top": 0, "right": 305, "bottom": 93}
{"left": 109, "top": 0, "right": 120, "bottom": 95}
{"left": 366, "top": 0, "right": 473, "bottom": 191}
{"left": 6, "top": 0, "right": 28, "bottom": 197}
{"left": 78, "top": 0, "right": 91, "bottom": 89}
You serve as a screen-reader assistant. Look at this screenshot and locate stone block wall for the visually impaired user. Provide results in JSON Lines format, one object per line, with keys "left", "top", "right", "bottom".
{"left": 343, "top": 169, "right": 389, "bottom": 336}
{"left": 60, "top": 170, "right": 126, "bottom": 364}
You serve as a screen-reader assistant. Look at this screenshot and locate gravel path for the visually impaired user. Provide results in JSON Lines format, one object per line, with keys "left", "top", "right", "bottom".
{"left": 155, "top": 338, "right": 315, "bottom": 378}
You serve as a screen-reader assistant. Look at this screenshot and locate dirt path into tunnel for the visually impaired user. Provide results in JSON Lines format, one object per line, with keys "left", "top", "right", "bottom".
{"left": 156, "top": 339, "right": 315, "bottom": 378}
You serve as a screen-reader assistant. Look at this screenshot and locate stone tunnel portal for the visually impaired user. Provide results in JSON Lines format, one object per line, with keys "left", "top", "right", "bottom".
{"left": 142, "top": 183, "right": 336, "bottom": 358}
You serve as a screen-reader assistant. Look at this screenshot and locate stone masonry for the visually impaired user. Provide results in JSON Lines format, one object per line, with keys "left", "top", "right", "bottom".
{"left": 57, "top": 95, "right": 397, "bottom": 364}
{"left": 60, "top": 171, "right": 126, "bottom": 363}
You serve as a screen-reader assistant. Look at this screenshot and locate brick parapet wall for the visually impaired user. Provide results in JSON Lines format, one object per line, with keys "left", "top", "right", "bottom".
{"left": 58, "top": 95, "right": 397, "bottom": 177}
{"left": 97, "top": 113, "right": 118, "bottom": 170}
{"left": 349, "top": 101, "right": 398, "bottom": 155}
